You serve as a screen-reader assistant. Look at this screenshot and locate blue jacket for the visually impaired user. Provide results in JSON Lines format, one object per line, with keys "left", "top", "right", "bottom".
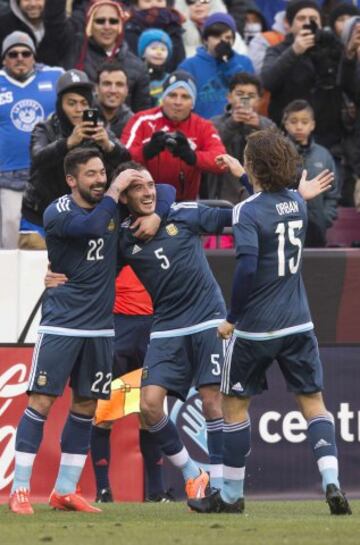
{"left": 179, "top": 46, "right": 254, "bottom": 119}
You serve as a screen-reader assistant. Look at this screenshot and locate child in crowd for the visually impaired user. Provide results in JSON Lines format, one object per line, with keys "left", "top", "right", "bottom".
{"left": 125, "top": 0, "right": 185, "bottom": 71}
{"left": 283, "top": 99, "right": 338, "bottom": 247}
{"left": 138, "top": 28, "right": 172, "bottom": 105}
{"left": 179, "top": 12, "right": 254, "bottom": 119}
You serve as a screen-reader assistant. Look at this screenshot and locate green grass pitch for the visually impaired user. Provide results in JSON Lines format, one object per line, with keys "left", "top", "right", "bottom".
{"left": 1, "top": 500, "right": 359, "bottom": 545}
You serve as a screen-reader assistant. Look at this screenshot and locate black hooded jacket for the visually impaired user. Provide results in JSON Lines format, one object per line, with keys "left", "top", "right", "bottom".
{"left": 21, "top": 100, "right": 130, "bottom": 226}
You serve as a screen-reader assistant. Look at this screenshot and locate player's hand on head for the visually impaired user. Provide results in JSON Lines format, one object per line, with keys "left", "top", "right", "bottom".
{"left": 217, "top": 320, "right": 235, "bottom": 339}
{"left": 111, "top": 169, "right": 144, "bottom": 199}
{"left": 216, "top": 154, "right": 245, "bottom": 177}
{"left": 298, "top": 169, "right": 334, "bottom": 201}
{"left": 131, "top": 213, "right": 161, "bottom": 241}
{"left": 44, "top": 267, "right": 68, "bottom": 288}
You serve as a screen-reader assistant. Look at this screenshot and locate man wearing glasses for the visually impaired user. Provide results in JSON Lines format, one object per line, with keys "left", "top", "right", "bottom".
{"left": 0, "top": 31, "right": 63, "bottom": 248}
{"left": 61, "top": 0, "right": 151, "bottom": 112}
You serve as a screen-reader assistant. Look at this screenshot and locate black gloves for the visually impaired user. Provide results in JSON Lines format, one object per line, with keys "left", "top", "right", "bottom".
{"left": 169, "top": 131, "right": 197, "bottom": 166}
{"left": 214, "top": 40, "right": 234, "bottom": 63}
{"left": 143, "top": 131, "right": 167, "bottom": 160}
{"left": 143, "top": 130, "right": 197, "bottom": 166}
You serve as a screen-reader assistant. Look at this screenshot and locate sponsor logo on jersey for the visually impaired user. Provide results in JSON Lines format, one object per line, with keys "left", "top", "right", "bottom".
{"left": 142, "top": 367, "right": 149, "bottom": 380}
{"left": 36, "top": 371, "right": 48, "bottom": 387}
{"left": 107, "top": 219, "right": 115, "bottom": 232}
{"left": 166, "top": 223, "right": 178, "bottom": 237}
{"left": 132, "top": 244, "right": 142, "bottom": 254}
{"left": 11, "top": 99, "right": 44, "bottom": 132}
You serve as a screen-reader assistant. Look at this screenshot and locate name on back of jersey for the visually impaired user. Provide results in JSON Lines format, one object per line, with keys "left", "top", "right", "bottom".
{"left": 276, "top": 200, "right": 299, "bottom": 216}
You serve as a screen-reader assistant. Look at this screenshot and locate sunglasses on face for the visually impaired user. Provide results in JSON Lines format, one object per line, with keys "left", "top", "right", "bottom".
{"left": 6, "top": 50, "right": 33, "bottom": 59}
{"left": 185, "top": 0, "right": 210, "bottom": 5}
{"left": 93, "top": 17, "right": 120, "bottom": 25}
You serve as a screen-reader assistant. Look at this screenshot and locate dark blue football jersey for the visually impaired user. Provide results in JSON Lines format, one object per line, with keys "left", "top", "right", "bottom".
{"left": 117, "top": 203, "right": 228, "bottom": 336}
{"left": 232, "top": 189, "right": 313, "bottom": 339}
{"left": 39, "top": 195, "right": 119, "bottom": 335}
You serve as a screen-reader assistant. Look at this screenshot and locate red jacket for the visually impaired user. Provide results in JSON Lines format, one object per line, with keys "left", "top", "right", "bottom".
{"left": 121, "top": 106, "right": 226, "bottom": 200}
{"left": 113, "top": 266, "right": 153, "bottom": 315}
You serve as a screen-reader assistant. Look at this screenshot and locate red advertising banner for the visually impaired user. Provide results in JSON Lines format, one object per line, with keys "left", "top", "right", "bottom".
{"left": 0, "top": 346, "right": 143, "bottom": 502}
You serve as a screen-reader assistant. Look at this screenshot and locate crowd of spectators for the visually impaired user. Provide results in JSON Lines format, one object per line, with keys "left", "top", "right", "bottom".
{"left": 1, "top": 0, "right": 360, "bottom": 249}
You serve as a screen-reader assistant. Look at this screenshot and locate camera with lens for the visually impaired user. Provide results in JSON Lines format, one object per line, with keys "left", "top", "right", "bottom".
{"left": 303, "top": 21, "right": 342, "bottom": 90}
{"left": 164, "top": 132, "right": 178, "bottom": 152}
{"left": 303, "top": 20, "right": 337, "bottom": 47}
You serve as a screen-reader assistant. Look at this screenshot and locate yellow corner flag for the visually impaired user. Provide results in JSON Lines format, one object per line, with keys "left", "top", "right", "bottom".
{"left": 95, "top": 368, "right": 142, "bottom": 425}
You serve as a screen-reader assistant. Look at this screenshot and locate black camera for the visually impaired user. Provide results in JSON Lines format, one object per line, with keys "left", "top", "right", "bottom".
{"left": 164, "top": 132, "right": 178, "bottom": 152}
{"left": 303, "top": 20, "right": 318, "bottom": 35}
{"left": 303, "top": 20, "right": 337, "bottom": 47}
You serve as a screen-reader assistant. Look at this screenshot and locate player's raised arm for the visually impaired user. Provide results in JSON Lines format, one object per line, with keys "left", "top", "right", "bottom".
{"left": 298, "top": 169, "right": 334, "bottom": 201}
{"left": 215, "top": 154, "right": 253, "bottom": 195}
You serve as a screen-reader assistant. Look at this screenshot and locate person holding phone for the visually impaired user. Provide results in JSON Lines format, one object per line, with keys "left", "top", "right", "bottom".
{"left": 19, "top": 69, "right": 130, "bottom": 249}
{"left": 204, "top": 72, "right": 275, "bottom": 206}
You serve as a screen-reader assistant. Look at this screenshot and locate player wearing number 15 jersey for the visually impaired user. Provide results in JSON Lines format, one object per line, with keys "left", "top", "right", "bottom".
{"left": 188, "top": 129, "right": 351, "bottom": 516}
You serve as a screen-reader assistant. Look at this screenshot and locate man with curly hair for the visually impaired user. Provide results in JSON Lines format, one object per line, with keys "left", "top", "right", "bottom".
{"left": 188, "top": 128, "right": 352, "bottom": 516}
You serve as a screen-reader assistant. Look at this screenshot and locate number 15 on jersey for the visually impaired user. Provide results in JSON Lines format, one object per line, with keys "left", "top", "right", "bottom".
{"left": 276, "top": 220, "right": 303, "bottom": 277}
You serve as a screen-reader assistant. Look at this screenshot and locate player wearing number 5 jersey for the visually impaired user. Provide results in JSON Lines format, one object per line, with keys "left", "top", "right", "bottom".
{"left": 188, "top": 129, "right": 351, "bottom": 515}
{"left": 116, "top": 161, "right": 231, "bottom": 496}
{"left": 9, "top": 148, "right": 174, "bottom": 516}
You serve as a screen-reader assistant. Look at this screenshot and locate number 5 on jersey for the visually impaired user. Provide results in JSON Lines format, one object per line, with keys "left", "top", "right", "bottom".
{"left": 154, "top": 247, "right": 170, "bottom": 269}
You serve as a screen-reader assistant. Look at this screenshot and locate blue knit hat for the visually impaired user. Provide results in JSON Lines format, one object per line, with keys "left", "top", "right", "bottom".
{"left": 162, "top": 70, "right": 197, "bottom": 106}
{"left": 138, "top": 29, "right": 173, "bottom": 58}
{"left": 202, "top": 13, "right": 237, "bottom": 37}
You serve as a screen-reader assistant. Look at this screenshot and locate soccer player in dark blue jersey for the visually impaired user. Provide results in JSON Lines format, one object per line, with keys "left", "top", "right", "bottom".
{"left": 9, "top": 148, "right": 165, "bottom": 515}
{"left": 188, "top": 129, "right": 351, "bottom": 515}
{"left": 115, "top": 161, "right": 232, "bottom": 497}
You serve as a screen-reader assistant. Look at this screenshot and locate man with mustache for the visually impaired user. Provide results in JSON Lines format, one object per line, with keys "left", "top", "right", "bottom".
{"left": 0, "top": 30, "right": 62, "bottom": 249}
{"left": 9, "top": 147, "right": 174, "bottom": 515}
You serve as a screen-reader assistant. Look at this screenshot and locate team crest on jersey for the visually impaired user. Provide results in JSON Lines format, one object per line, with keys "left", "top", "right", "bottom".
{"left": 107, "top": 219, "right": 115, "bottom": 232}
{"left": 36, "top": 371, "right": 48, "bottom": 387}
{"left": 166, "top": 223, "right": 178, "bottom": 236}
{"left": 11, "top": 99, "right": 44, "bottom": 132}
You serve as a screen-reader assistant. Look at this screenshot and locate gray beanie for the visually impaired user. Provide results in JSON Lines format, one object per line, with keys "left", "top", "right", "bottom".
{"left": 341, "top": 15, "right": 360, "bottom": 45}
{"left": 1, "top": 31, "right": 36, "bottom": 58}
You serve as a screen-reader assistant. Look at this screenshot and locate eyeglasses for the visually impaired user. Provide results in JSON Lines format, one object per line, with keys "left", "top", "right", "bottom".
{"left": 6, "top": 50, "right": 33, "bottom": 59}
{"left": 185, "top": 0, "right": 210, "bottom": 5}
{"left": 93, "top": 17, "right": 120, "bottom": 25}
